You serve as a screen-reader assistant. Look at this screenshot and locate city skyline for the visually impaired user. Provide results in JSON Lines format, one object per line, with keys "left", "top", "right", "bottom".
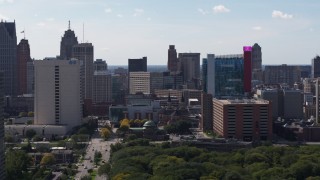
{"left": 1, "top": 0, "right": 319, "bottom": 65}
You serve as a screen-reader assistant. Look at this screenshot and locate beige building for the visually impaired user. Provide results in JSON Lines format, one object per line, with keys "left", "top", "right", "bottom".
{"left": 129, "top": 72, "right": 150, "bottom": 94}
{"left": 34, "top": 59, "right": 82, "bottom": 131}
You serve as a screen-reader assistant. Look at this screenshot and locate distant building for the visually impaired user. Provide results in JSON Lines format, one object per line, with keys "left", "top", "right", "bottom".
{"left": 283, "top": 89, "right": 303, "bottom": 119}
{"left": 150, "top": 72, "right": 164, "bottom": 93}
{"left": 251, "top": 43, "right": 263, "bottom": 83}
{"left": 312, "top": 56, "right": 320, "bottom": 78}
{"left": 207, "top": 54, "right": 244, "bottom": 98}
{"left": 264, "top": 64, "right": 301, "bottom": 87}
{"left": 163, "top": 71, "right": 183, "bottom": 89}
{"left": 202, "top": 58, "right": 208, "bottom": 93}
{"left": 213, "top": 98, "right": 272, "bottom": 141}
{"left": 128, "top": 57, "right": 147, "bottom": 72}
{"left": 112, "top": 74, "right": 127, "bottom": 105}
{"left": 167, "top": 45, "right": 178, "bottom": 72}
{"left": 93, "top": 72, "right": 112, "bottom": 104}
{"left": 26, "top": 60, "right": 34, "bottom": 94}
{"left": 0, "top": 72, "right": 4, "bottom": 179}
{"left": 72, "top": 43, "right": 94, "bottom": 100}
{"left": 60, "top": 21, "right": 78, "bottom": 60}
{"left": 34, "top": 59, "right": 82, "bottom": 131}
{"left": 201, "top": 92, "right": 213, "bottom": 131}
{"left": 315, "top": 79, "right": 320, "bottom": 124}
{"left": 17, "top": 39, "right": 31, "bottom": 95}
{"left": 94, "top": 59, "right": 108, "bottom": 72}
{"left": 178, "top": 53, "right": 200, "bottom": 89}
{"left": 243, "top": 46, "right": 252, "bottom": 93}
{"left": 129, "top": 72, "right": 150, "bottom": 94}
{"left": 0, "top": 21, "right": 17, "bottom": 96}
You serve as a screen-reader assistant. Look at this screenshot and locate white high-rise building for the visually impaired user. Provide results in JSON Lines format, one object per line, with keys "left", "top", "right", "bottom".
{"left": 129, "top": 72, "right": 150, "bottom": 94}
{"left": 34, "top": 59, "right": 82, "bottom": 130}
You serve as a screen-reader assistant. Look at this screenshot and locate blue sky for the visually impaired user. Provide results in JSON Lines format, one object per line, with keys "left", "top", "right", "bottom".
{"left": 0, "top": 0, "right": 319, "bottom": 65}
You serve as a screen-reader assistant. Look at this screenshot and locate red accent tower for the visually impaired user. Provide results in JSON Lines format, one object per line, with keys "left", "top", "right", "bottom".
{"left": 243, "top": 46, "right": 252, "bottom": 93}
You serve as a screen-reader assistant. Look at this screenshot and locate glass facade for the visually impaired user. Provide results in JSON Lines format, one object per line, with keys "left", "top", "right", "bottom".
{"left": 214, "top": 55, "right": 244, "bottom": 98}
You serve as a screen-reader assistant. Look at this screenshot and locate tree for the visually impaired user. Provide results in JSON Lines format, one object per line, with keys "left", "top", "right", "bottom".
{"left": 19, "top": 112, "right": 27, "bottom": 117}
{"left": 5, "top": 150, "right": 32, "bottom": 179}
{"left": 81, "top": 175, "right": 92, "bottom": 180}
{"left": 94, "top": 151, "right": 102, "bottom": 165}
{"left": 25, "top": 129, "right": 36, "bottom": 139}
{"left": 40, "top": 153, "right": 55, "bottom": 166}
{"left": 98, "top": 163, "right": 111, "bottom": 176}
{"left": 100, "top": 128, "right": 111, "bottom": 139}
{"left": 33, "top": 135, "right": 43, "bottom": 141}
{"left": 5, "top": 135, "right": 14, "bottom": 143}
{"left": 77, "top": 127, "right": 89, "bottom": 134}
{"left": 28, "top": 111, "right": 34, "bottom": 117}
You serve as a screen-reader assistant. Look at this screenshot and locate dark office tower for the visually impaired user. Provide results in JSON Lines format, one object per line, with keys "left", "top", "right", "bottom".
{"left": 60, "top": 21, "right": 78, "bottom": 60}
{"left": 312, "top": 56, "right": 320, "bottom": 78}
{"left": 201, "top": 92, "right": 213, "bottom": 131}
{"left": 243, "top": 46, "right": 252, "bottom": 93}
{"left": 168, "top": 45, "right": 178, "bottom": 72}
{"left": 94, "top": 59, "right": 108, "bottom": 72}
{"left": 202, "top": 58, "right": 208, "bottom": 93}
{"left": 251, "top": 43, "right": 263, "bottom": 82}
{"left": 0, "top": 72, "right": 4, "bottom": 180}
{"left": 72, "top": 43, "right": 94, "bottom": 100}
{"left": 17, "top": 39, "right": 31, "bottom": 95}
{"left": 0, "top": 21, "right": 17, "bottom": 96}
{"left": 178, "top": 53, "right": 200, "bottom": 89}
{"left": 128, "top": 57, "right": 147, "bottom": 72}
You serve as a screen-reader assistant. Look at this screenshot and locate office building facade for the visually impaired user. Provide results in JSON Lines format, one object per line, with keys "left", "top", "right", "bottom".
{"left": 0, "top": 72, "right": 4, "bottom": 179}
{"left": 243, "top": 46, "right": 252, "bottom": 93}
{"left": 128, "top": 57, "right": 147, "bottom": 72}
{"left": 17, "top": 39, "right": 31, "bottom": 95}
{"left": 93, "top": 72, "right": 112, "bottom": 104}
{"left": 34, "top": 59, "right": 82, "bottom": 130}
{"left": 213, "top": 98, "right": 272, "bottom": 141}
{"left": 0, "top": 21, "right": 17, "bottom": 96}
{"left": 201, "top": 92, "right": 213, "bottom": 130}
{"left": 150, "top": 72, "right": 164, "bottom": 94}
{"left": 129, "top": 72, "right": 150, "bottom": 94}
{"left": 251, "top": 43, "right": 263, "bottom": 83}
{"left": 312, "top": 56, "right": 320, "bottom": 78}
{"left": 94, "top": 59, "right": 108, "bottom": 72}
{"left": 178, "top": 53, "right": 200, "bottom": 89}
{"left": 264, "top": 64, "right": 301, "bottom": 87}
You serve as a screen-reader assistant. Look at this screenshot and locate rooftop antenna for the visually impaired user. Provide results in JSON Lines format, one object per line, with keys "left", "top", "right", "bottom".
{"left": 82, "top": 23, "right": 84, "bottom": 43}
{"left": 23, "top": 28, "right": 25, "bottom": 39}
{"left": 68, "top": 20, "right": 70, "bottom": 30}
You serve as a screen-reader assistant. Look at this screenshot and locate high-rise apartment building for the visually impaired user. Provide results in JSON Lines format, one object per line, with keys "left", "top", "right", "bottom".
{"left": 207, "top": 54, "right": 244, "bottom": 98}
{"left": 17, "top": 39, "right": 31, "bottom": 95}
{"left": 0, "top": 72, "right": 4, "bottom": 180}
{"left": 213, "top": 98, "right": 272, "bottom": 141}
{"left": 264, "top": 64, "right": 301, "bottom": 87}
{"left": 312, "top": 56, "right": 320, "bottom": 78}
{"left": 129, "top": 72, "right": 150, "bottom": 94}
{"left": 60, "top": 21, "right": 78, "bottom": 60}
{"left": 168, "top": 45, "right": 178, "bottom": 72}
{"left": 243, "top": 46, "right": 252, "bottom": 93}
{"left": 178, "top": 53, "right": 200, "bottom": 89}
{"left": 0, "top": 21, "right": 17, "bottom": 96}
{"left": 251, "top": 43, "right": 263, "bottom": 82}
{"left": 34, "top": 59, "right": 82, "bottom": 130}
{"left": 72, "top": 43, "right": 94, "bottom": 100}
{"left": 128, "top": 57, "right": 147, "bottom": 72}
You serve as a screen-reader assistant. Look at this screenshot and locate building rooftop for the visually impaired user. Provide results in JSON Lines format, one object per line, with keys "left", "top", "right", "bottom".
{"left": 217, "top": 99, "right": 269, "bottom": 105}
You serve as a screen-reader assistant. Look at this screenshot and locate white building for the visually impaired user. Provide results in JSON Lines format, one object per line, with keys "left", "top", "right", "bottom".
{"left": 34, "top": 59, "right": 82, "bottom": 131}
{"left": 129, "top": 72, "right": 150, "bottom": 94}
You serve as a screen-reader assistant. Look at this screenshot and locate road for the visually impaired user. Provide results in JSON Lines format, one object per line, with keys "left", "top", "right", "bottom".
{"left": 75, "top": 131, "right": 118, "bottom": 180}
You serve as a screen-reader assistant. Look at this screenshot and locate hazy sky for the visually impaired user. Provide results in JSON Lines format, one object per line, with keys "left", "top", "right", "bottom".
{"left": 1, "top": 0, "right": 319, "bottom": 65}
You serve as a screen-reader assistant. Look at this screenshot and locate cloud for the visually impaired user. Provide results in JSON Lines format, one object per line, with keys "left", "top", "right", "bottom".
{"left": 198, "top": 8, "right": 209, "bottom": 15}
{"left": 0, "top": 0, "right": 13, "bottom": 3}
{"left": 272, "top": 10, "right": 293, "bottom": 19}
{"left": 0, "top": 14, "right": 9, "bottom": 20}
{"left": 37, "top": 22, "right": 46, "bottom": 27}
{"left": 133, "top": 8, "right": 144, "bottom": 17}
{"left": 213, "top": 5, "right": 230, "bottom": 13}
{"left": 46, "top": 18, "right": 55, "bottom": 21}
{"left": 252, "top": 26, "right": 262, "bottom": 31}
{"left": 117, "top": 14, "right": 123, "bottom": 18}
{"left": 105, "top": 8, "right": 112, "bottom": 13}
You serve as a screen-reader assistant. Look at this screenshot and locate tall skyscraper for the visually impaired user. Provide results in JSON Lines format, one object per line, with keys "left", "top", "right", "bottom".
{"left": 312, "top": 56, "right": 320, "bottom": 78}
{"left": 0, "top": 21, "right": 17, "bottom": 96}
{"left": 17, "top": 39, "right": 31, "bottom": 95}
{"left": 60, "top": 21, "right": 78, "bottom": 60}
{"left": 72, "top": 43, "right": 94, "bottom": 100}
{"left": 128, "top": 57, "right": 147, "bottom": 72}
{"left": 34, "top": 59, "right": 82, "bottom": 130}
{"left": 202, "top": 58, "right": 208, "bottom": 93}
{"left": 201, "top": 92, "right": 213, "bottom": 131}
{"left": 0, "top": 72, "right": 4, "bottom": 180}
{"left": 93, "top": 72, "right": 112, "bottom": 104}
{"left": 26, "top": 60, "right": 34, "bottom": 94}
{"left": 168, "top": 45, "right": 178, "bottom": 72}
{"left": 178, "top": 53, "right": 200, "bottom": 89}
{"left": 243, "top": 46, "right": 252, "bottom": 93}
{"left": 207, "top": 54, "right": 244, "bottom": 98}
{"left": 251, "top": 43, "right": 263, "bottom": 83}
